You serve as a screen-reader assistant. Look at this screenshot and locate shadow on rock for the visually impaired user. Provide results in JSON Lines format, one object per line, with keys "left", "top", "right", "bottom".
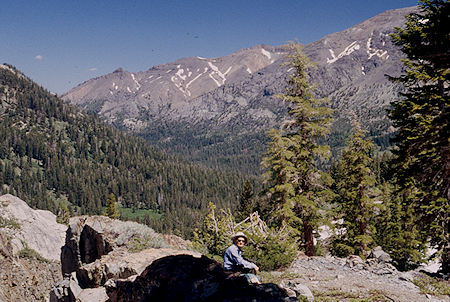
{"left": 106, "top": 254, "right": 296, "bottom": 302}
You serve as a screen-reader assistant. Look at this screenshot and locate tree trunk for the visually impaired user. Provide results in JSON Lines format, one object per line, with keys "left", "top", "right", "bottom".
{"left": 442, "top": 245, "right": 449, "bottom": 275}
{"left": 304, "top": 220, "right": 314, "bottom": 256}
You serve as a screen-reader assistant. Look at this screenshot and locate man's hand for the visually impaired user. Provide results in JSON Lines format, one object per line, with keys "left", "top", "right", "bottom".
{"left": 254, "top": 265, "right": 259, "bottom": 273}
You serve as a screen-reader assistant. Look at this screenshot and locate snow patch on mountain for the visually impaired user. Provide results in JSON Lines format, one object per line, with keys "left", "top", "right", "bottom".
{"left": 261, "top": 48, "right": 272, "bottom": 60}
{"left": 207, "top": 62, "right": 230, "bottom": 86}
{"left": 131, "top": 73, "right": 141, "bottom": 90}
{"left": 327, "top": 41, "right": 361, "bottom": 64}
{"left": 366, "top": 34, "right": 389, "bottom": 59}
{"left": 186, "top": 72, "right": 204, "bottom": 89}
{"left": 176, "top": 69, "right": 187, "bottom": 81}
{"left": 209, "top": 73, "right": 221, "bottom": 87}
{"left": 0, "top": 64, "right": 15, "bottom": 73}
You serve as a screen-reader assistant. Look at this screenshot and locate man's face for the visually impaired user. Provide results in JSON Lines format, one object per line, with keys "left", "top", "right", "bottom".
{"left": 235, "top": 237, "right": 246, "bottom": 248}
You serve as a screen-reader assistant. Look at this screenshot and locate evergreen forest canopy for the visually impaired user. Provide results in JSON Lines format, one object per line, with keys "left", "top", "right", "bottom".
{"left": 0, "top": 64, "right": 251, "bottom": 237}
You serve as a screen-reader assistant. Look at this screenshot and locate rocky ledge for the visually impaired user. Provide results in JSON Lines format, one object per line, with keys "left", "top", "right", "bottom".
{"left": 51, "top": 216, "right": 296, "bottom": 302}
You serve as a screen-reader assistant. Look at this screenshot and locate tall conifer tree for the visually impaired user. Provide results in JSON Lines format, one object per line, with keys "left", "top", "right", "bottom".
{"left": 389, "top": 0, "right": 449, "bottom": 273}
{"left": 262, "top": 42, "right": 333, "bottom": 256}
{"left": 236, "top": 180, "right": 254, "bottom": 221}
{"left": 333, "top": 121, "right": 378, "bottom": 256}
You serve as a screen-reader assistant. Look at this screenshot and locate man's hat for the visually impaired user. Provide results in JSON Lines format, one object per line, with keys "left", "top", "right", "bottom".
{"left": 231, "top": 232, "right": 248, "bottom": 243}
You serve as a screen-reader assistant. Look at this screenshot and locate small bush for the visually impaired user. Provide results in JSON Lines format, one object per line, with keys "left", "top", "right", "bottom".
{"left": 412, "top": 273, "right": 450, "bottom": 296}
{"left": 331, "top": 242, "right": 355, "bottom": 257}
{"left": 18, "top": 247, "right": 49, "bottom": 263}
{"left": 0, "top": 216, "right": 20, "bottom": 229}
{"left": 115, "top": 221, "right": 168, "bottom": 247}
{"left": 128, "top": 235, "right": 168, "bottom": 253}
{"left": 245, "top": 232, "right": 297, "bottom": 271}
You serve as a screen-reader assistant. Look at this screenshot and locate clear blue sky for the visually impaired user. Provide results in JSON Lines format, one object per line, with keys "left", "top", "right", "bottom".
{"left": 1, "top": 0, "right": 418, "bottom": 94}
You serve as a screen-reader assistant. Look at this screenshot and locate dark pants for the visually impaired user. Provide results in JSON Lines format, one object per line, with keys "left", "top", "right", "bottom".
{"left": 224, "top": 266, "right": 256, "bottom": 275}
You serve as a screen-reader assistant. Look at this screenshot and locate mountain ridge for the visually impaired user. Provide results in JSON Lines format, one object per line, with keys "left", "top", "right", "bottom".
{"left": 62, "top": 6, "right": 417, "bottom": 173}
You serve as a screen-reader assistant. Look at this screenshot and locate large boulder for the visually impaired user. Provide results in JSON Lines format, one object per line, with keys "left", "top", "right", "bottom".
{"left": 0, "top": 194, "right": 65, "bottom": 302}
{"left": 106, "top": 254, "right": 297, "bottom": 302}
{"left": 60, "top": 216, "right": 200, "bottom": 287}
{"left": 0, "top": 194, "right": 66, "bottom": 261}
{"left": 368, "top": 246, "right": 392, "bottom": 263}
{"left": 76, "top": 246, "right": 202, "bottom": 288}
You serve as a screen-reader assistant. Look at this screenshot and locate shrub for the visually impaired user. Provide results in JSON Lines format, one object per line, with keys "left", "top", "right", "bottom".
{"left": 193, "top": 202, "right": 297, "bottom": 270}
{"left": 331, "top": 242, "right": 355, "bottom": 257}
{"left": 128, "top": 235, "right": 168, "bottom": 253}
{"left": 245, "top": 231, "right": 297, "bottom": 270}
{"left": 109, "top": 220, "right": 169, "bottom": 252}
{"left": 0, "top": 216, "right": 21, "bottom": 229}
{"left": 18, "top": 247, "right": 49, "bottom": 263}
{"left": 412, "top": 273, "right": 450, "bottom": 296}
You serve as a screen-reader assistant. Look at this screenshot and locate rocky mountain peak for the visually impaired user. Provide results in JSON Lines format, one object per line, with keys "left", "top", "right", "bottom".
{"left": 62, "top": 6, "right": 418, "bottom": 173}
{"left": 61, "top": 42, "right": 288, "bottom": 130}
{"left": 113, "top": 67, "right": 125, "bottom": 73}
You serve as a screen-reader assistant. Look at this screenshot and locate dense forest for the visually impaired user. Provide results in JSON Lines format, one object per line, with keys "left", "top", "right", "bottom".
{"left": 140, "top": 120, "right": 269, "bottom": 176}
{"left": 0, "top": 64, "right": 254, "bottom": 236}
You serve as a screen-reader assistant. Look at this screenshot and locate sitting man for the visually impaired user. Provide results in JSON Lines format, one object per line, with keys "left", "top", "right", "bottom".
{"left": 223, "top": 232, "right": 259, "bottom": 274}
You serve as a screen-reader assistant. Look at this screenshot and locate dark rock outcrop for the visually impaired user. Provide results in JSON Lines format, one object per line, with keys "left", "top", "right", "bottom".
{"left": 106, "top": 254, "right": 296, "bottom": 302}
{"left": 60, "top": 216, "right": 200, "bottom": 288}
{"left": 61, "top": 216, "right": 116, "bottom": 276}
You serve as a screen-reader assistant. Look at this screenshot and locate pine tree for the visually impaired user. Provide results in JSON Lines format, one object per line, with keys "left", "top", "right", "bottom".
{"left": 262, "top": 42, "right": 333, "bottom": 256}
{"left": 389, "top": 0, "right": 449, "bottom": 273}
{"left": 57, "top": 202, "right": 70, "bottom": 225}
{"left": 106, "top": 193, "right": 120, "bottom": 219}
{"left": 376, "top": 183, "right": 427, "bottom": 270}
{"left": 236, "top": 180, "right": 254, "bottom": 220}
{"left": 333, "top": 121, "right": 379, "bottom": 257}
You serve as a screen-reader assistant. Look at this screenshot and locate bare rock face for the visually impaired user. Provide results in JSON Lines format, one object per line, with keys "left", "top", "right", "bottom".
{"left": 76, "top": 246, "right": 202, "bottom": 288}
{"left": 0, "top": 194, "right": 66, "bottom": 302}
{"left": 53, "top": 216, "right": 205, "bottom": 301}
{"left": 0, "top": 194, "right": 66, "bottom": 261}
{"left": 106, "top": 254, "right": 297, "bottom": 302}
{"left": 368, "top": 246, "right": 392, "bottom": 263}
{"left": 61, "top": 216, "right": 199, "bottom": 282}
